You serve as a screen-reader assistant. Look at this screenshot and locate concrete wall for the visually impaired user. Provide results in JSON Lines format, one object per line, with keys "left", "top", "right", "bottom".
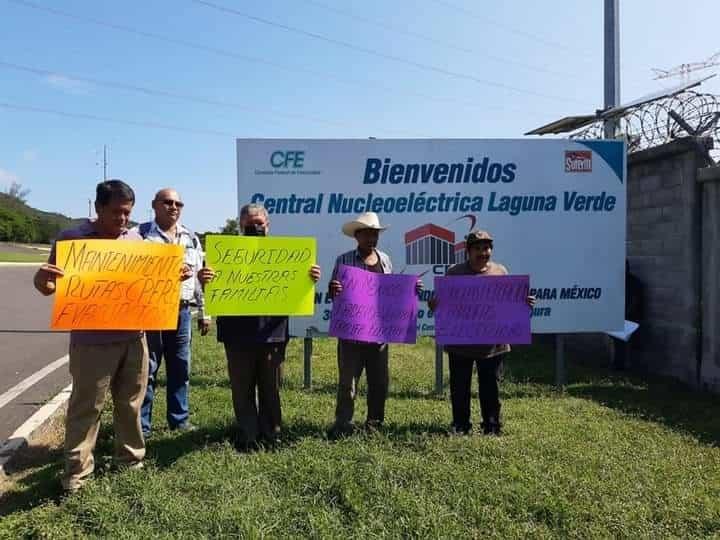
{"left": 567, "top": 137, "right": 719, "bottom": 391}
{"left": 625, "top": 138, "right": 705, "bottom": 384}
{"left": 698, "top": 165, "right": 720, "bottom": 391}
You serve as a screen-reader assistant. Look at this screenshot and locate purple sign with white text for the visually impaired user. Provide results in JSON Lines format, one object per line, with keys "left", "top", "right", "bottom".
{"left": 434, "top": 275, "right": 531, "bottom": 345}
{"left": 329, "top": 265, "right": 418, "bottom": 344}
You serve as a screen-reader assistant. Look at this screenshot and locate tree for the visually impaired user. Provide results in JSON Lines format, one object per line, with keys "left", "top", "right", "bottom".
{"left": 220, "top": 218, "right": 239, "bottom": 235}
{"left": 0, "top": 207, "right": 37, "bottom": 242}
{"left": 196, "top": 231, "right": 216, "bottom": 251}
{"left": 4, "top": 181, "right": 30, "bottom": 203}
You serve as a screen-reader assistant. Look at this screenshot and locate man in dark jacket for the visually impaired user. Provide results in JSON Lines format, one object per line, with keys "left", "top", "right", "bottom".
{"left": 198, "top": 203, "right": 320, "bottom": 451}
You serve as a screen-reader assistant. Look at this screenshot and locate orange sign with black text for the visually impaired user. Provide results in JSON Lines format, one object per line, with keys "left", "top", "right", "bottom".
{"left": 51, "top": 239, "right": 184, "bottom": 330}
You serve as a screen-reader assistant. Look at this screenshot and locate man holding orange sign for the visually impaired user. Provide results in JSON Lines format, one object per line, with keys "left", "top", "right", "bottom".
{"left": 33, "top": 179, "right": 183, "bottom": 493}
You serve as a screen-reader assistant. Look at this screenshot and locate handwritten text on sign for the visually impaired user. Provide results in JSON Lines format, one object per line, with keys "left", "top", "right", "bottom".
{"left": 204, "top": 235, "right": 316, "bottom": 316}
{"left": 51, "top": 240, "right": 183, "bottom": 330}
{"left": 329, "top": 265, "right": 418, "bottom": 344}
{"left": 434, "top": 275, "right": 530, "bottom": 345}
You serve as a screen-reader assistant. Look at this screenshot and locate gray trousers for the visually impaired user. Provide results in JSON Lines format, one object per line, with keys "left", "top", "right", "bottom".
{"left": 224, "top": 342, "right": 285, "bottom": 443}
{"left": 334, "top": 340, "right": 389, "bottom": 427}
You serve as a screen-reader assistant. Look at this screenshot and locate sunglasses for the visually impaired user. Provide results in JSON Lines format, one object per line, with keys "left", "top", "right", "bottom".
{"left": 160, "top": 199, "right": 184, "bottom": 208}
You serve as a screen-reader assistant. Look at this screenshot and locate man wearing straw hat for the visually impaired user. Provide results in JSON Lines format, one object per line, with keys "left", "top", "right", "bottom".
{"left": 327, "top": 212, "right": 420, "bottom": 438}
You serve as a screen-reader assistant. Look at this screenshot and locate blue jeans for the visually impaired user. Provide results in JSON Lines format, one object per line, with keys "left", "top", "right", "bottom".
{"left": 141, "top": 306, "right": 191, "bottom": 433}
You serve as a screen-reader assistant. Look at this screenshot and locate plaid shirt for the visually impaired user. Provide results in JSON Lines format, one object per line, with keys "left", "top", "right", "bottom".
{"left": 330, "top": 248, "right": 393, "bottom": 283}
{"left": 134, "top": 221, "right": 208, "bottom": 319}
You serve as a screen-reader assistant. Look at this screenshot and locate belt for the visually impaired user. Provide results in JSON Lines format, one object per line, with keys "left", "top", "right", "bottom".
{"left": 179, "top": 300, "right": 192, "bottom": 309}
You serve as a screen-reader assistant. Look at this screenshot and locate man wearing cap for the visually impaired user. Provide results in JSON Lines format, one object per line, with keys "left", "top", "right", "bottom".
{"left": 197, "top": 203, "right": 321, "bottom": 451}
{"left": 135, "top": 188, "right": 208, "bottom": 437}
{"left": 429, "top": 230, "right": 535, "bottom": 436}
{"left": 327, "top": 212, "right": 421, "bottom": 437}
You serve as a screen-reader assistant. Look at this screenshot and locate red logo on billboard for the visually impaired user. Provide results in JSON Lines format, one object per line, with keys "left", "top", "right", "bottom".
{"left": 405, "top": 223, "right": 467, "bottom": 265}
{"left": 565, "top": 150, "right": 592, "bottom": 172}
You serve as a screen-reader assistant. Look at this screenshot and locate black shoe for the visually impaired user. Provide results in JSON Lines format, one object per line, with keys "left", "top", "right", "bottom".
{"left": 260, "top": 433, "right": 282, "bottom": 448}
{"left": 481, "top": 419, "right": 502, "bottom": 436}
{"left": 233, "top": 438, "right": 259, "bottom": 453}
{"left": 327, "top": 423, "right": 355, "bottom": 440}
{"left": 449, "top": 424, "right": 472, "bottom": 436}
{"left": 363, "top": 420, "right": 383, "bottom": 433}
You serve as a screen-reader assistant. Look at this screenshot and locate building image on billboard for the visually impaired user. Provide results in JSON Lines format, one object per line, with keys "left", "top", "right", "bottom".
{"left": 404, "top": 223, "right": 457, "bottom": 265}
{"left": 454, "top": 241, "right": 467, "bottom": 264}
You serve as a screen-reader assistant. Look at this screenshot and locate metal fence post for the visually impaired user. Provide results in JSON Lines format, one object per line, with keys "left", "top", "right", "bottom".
{"left": 303, "top": 329, "right": 313, "bottom": 390}
{"left": 555, "top": 334, "right": 566, "bottom": 388}
{"left": 434, "top": 342, "right": 443, "bottom": 394}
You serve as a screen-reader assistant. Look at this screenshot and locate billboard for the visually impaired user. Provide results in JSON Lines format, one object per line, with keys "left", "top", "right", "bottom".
{"left": 236, "top": 139, "right": 626, "bottom": 336}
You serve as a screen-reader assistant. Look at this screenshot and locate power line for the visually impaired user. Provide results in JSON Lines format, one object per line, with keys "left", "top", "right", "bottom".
{"left": 297, "top": 0, "right": 571, "bottom": 79}
{"left": 0, "top": 101, "right": 235, "bottom": 137}
{"left": 425, "top": 0, "right": 594, "bottom": 57}
{"left": 1, "top": 60, "right": 441, "bottom": 137}
{"left": 4, "top": 0, "right": 559, "bottom": 117}
{"left": 0, "top": 60, "right": 360, "bottom": 130}
{"left": 189, "top": 0, "right": 590, "bottom": 105}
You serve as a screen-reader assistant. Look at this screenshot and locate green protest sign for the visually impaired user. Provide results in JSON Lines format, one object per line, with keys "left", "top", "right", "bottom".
{"left": 204, "top": 235, "right": 316, "bottom": 316}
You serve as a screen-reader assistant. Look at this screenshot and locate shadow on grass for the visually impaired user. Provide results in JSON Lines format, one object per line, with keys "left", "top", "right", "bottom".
{"left": 0, "top": 417, "right": 448, "bottom": 519}
{"left": 567, "top": 374, "right": 720, "bottom": 446}
{"left": 0, "top": 446, "right": 64, "bottom": 517}
{"left": 190, "top": 376, "right": 448, "bottom": 401}
{"left": 144, "top": 418, "right": 452, "bottom": 468}
{"left": 500, "top": 345, "right": 720, "bottom": 445}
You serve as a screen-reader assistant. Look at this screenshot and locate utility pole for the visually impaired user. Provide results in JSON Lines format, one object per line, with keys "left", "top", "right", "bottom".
{"left": 103, "top": 145, "right": 108, "bottom": 180}
{"left": 555, "top": 1, "right": 621, "bottom": 389}
{"left": 604, "top": 0, "right": 620, "bottom": 139}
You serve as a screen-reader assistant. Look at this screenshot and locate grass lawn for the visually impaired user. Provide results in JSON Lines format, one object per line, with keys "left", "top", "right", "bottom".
{"left": 0, "top": 251, "right": 47, "bottom": 263}
{"left": 1, "top": 334, "right": 719, "bottom": 538}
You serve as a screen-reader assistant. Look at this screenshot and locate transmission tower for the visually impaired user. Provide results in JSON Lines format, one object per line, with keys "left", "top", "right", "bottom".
{"left": 652, "top": 51, "right": 720, "bottom": 82}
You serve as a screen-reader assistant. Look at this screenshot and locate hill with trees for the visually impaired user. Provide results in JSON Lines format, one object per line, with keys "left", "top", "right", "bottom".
{"left": 0, "top": 183, "right": 78, "bottom": 243}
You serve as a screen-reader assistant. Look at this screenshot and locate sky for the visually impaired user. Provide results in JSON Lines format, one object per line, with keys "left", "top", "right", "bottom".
{"left": 1, "top": 0, "right": 719, "bottom": 231}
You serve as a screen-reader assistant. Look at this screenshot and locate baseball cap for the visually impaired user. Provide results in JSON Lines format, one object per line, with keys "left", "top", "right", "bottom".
{"left": 465, "top": 229, "right": 494, "bottom": 247}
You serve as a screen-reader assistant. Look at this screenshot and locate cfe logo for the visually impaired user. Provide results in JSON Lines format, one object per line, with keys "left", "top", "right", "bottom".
{"left": 565, "top": 150, "right": 592, "bottom": 172}
{"left": 270, "top": 150, "right": 305, "bottom": 169}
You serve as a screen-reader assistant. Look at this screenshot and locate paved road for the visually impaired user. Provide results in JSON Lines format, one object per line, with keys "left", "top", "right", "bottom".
{"left": 0, "top": 265, "right": 70, "bottom": 443}
{"left": 0, "top": 241, "right": 51, "bottom": 255}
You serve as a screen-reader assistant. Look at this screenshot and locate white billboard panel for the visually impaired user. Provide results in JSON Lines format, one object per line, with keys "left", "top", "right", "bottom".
{"left": 236, "top": 139, "right": 626, "bottom": 336}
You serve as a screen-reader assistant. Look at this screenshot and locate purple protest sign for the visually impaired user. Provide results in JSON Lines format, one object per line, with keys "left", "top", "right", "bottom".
{"left": 434, "top": 275, "right": 531, "bottom": 345}
{"left": 329, "top": 265, "right": 418, "bottom": 344}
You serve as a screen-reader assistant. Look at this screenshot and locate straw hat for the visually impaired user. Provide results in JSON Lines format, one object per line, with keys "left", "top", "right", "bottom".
{"left": 341, "top": 212, "right": 388, "bottom": 237}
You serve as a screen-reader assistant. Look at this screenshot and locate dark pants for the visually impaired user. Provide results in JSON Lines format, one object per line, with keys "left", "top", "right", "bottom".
{"left": 141, "top": 306, "right": 191, "bottom": 434}
{"left": 334, "top": 340, "right": 389, "bottom": 428}
{"left": 448, "top": 353, "right": 504, "bottom": 432}
{"left": 223, "top": 342, "right": 285, "bottom": 444}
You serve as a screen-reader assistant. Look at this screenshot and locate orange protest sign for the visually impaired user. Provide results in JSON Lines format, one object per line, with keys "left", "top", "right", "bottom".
{"left": 50, "top": 239, "right": 184, "bottom": 330}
